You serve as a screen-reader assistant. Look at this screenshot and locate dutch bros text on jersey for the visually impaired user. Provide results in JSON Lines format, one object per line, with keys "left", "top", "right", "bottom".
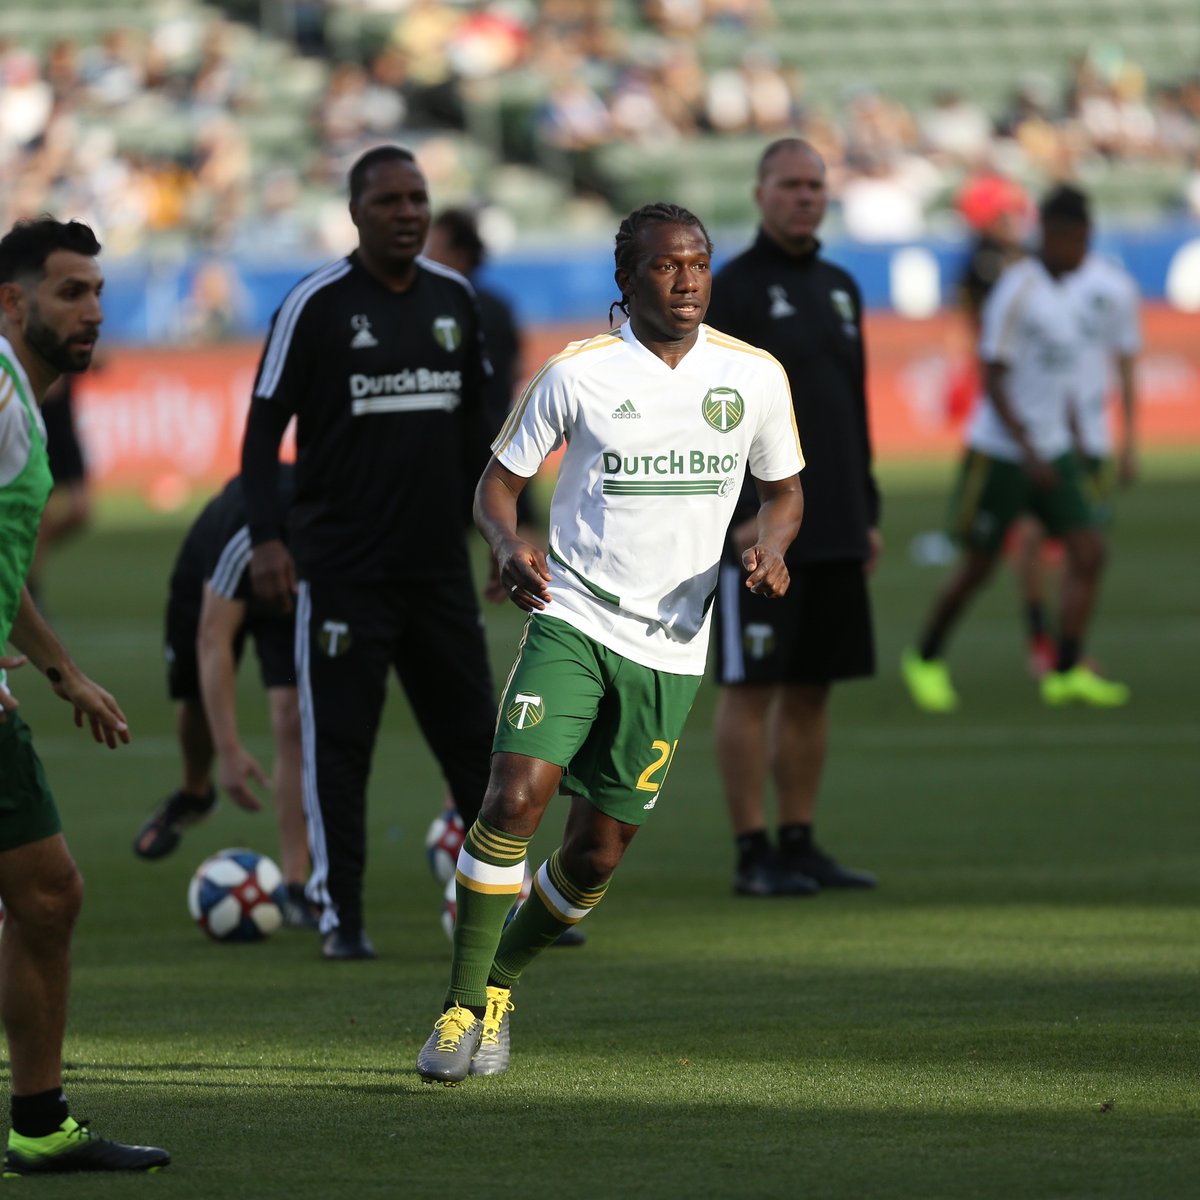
{"left": 493, "top": 322, "right": 804, "bottom": 675}
{"left": 970, "top": 258, "right": 1084, "bottom": 463}
{"left": 1063, "top": 254, "right": 1141, "bottom": 457}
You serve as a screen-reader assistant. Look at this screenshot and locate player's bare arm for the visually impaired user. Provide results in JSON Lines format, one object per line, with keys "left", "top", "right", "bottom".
{"left": 9, "top": 587, "right": 130, "bottom": 748}
{"left": 984, "top": 361, "right": 1056, "bottom": 489}
{"left": 197, "top": 585, "right": 266, "bottom": 812}
{"left": 474, "top": 457, "right": 552, "bottom": 612}
{"left": 743, "top": 474, "right": 804, "bottom": 597}
{"left": 1117, "top": 352, "right": 1138, "bottom": 485}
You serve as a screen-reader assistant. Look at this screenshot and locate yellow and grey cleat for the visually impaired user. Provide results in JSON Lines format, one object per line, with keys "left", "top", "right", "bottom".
{"left": 417, "top": 1004, "right": 482, "bottom": 1085}
{"left": 469, "top": 986, "right": 514, "bottom": 1077}
{"left": 900, "top": 647, "right": 959, "bottom": 713}
{"left": 1041, "top": 665, "right": 1130, "bottom": 708}
{"left": 3, "top": 1117, "right": 170, "bottom": 1176}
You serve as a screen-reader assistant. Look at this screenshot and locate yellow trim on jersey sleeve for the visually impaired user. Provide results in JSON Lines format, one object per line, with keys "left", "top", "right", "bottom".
{"left": 705, "top": 329, "right": 803, "bottom": 468}
{"left": 492, "top": 330, "right": 621, "bottom": 454}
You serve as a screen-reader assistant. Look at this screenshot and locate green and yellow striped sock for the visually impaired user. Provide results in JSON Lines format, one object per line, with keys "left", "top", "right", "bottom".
{"left": 490, "top": 850, "right": 609, "bottom": 988}
{"left": 446, "top": 818, "right": 530, "bottom": 1009}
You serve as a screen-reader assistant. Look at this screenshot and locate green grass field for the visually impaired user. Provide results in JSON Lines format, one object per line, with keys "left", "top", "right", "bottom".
{"left": 11, "top": 461, "right": 1200, "bottom": 1199}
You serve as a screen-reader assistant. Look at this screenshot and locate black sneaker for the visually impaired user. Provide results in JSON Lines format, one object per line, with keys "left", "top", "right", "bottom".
{"left": 3, "top": 1117, "right": 170, "bottom": 1176}
{"left": 782, "top": 844, "right": 877, "bottom": 889}
{"left": 552, "top": 925, "right": 586, "bottom": 947}
{"left": 133, "top": 788, "right": 217, "bottom": 859}
{"left": 321, "top": 929, "right": 377, "bottom": 960}
{"left": 734, "top": 856, "right": 820, "bottom": 897}
{"left": 282, "top": 883, "right": 320, "bottom": 930}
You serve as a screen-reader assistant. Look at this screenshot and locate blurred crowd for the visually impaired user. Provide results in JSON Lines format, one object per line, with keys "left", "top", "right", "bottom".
{"left": 2, "top": 0, "right": 1199, "bottom": 260}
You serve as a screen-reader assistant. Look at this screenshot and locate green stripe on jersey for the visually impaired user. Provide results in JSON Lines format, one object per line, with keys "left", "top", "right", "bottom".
{"left": 602, "top": 480, "right": 727, "bottom": 495}
{"left": 548, "top": 547, "right": 620, "bottom": 606}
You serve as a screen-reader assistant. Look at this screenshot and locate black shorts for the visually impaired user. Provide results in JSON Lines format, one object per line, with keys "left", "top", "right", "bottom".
{"left": 164, "top": 581, "right": 295, "bottom": 701}
{"left": 714, "top": 559, "right": 875, "bottom": 686}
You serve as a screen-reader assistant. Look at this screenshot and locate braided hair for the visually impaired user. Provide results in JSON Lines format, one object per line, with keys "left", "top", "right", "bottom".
{"left": 609, "top": 202, "right": 713, "bottom": 324}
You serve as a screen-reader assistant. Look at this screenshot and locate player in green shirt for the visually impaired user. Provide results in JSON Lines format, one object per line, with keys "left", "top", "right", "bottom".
{"left": 0, "top": 217, "right": 169, "bottom": 1175}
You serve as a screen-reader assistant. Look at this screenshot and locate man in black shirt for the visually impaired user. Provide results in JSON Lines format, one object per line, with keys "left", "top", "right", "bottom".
{"left": 708, "top": 138, "right": 880, "bottom": 897}
{"left": 240, "top": 145, "right": 496, "bottom": 960}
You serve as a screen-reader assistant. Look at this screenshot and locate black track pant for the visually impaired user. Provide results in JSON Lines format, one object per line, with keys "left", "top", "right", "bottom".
{"left": 295, "top": 575, "right": 494, "bottom": 936}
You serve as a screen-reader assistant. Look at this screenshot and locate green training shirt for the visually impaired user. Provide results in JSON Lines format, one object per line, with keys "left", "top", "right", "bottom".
{"left": 0, "top": 334, "right": 52, "bottom": 653}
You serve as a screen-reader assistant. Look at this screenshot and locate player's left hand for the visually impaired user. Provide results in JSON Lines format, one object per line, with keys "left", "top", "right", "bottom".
{"left": 742, "top": 545, "right": 790, "bottom": 598}
{"left": 0, "top": 654, "right": 26, "bottom": 724}
{"left": 218, "top": 747, "right": 268, "bottom": 812}
{"left": 50, "top": 667, "right": 131, "bottom": 749}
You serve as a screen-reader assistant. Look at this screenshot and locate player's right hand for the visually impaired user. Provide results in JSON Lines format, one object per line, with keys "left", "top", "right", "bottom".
{"left": 250, "top": 539, "right": 298, "bottom": 614}
{"left": 498, "top": 540, "right": 552, "bottom": 612}
{"left": 742, "top": 545, "right": 791, "bottom": 598}
{"left": 0, "top": 654, "right": 25, "bottom": 723}
{"left": 218, "top": 747, "right": 268, "bottom": 812}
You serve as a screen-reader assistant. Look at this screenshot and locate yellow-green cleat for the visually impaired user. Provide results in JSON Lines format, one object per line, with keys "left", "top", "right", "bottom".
{"left": 1041, "top": 665, "right": 1130, "bottom": 708}
{"left": 417, "top": 1004, "right": 482, "bottom": 1085}
{"left": 469, "top": 986, "right": 514, "bottom": 1077}
{"left": 3, "top": 1117, "right": 169, "bottom": 1176}
{"left": 901, "top": 647, "right": 959, "bottom": 713}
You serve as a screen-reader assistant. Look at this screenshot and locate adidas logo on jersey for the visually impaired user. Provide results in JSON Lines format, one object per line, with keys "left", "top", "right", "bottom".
{"left": 350, "top": 314, "right": 378, "bottom": 349}
{"left": 612, "top": 399, "right": 641, "bottom": 419}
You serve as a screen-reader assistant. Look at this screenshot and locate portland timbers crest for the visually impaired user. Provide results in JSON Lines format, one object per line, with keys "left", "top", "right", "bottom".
{"left": 702, "top": 387, "right": 745, "bottom": 433}
{"left": 506, "top": 691, "right": 545, "bottom": 730}
{"left": 433, "top": 315, "right": 462, "bottom": 352}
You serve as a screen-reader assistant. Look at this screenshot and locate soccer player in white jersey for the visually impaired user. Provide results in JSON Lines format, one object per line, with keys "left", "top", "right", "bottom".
{"left": 1011, "top": 250, "right": 1140, "bottom": 676}
{"left": 901, "top": 186, "right": 1130, "bottom": 712}
{"left": 417, "top": 202, "right": 805, "bottom": 1083}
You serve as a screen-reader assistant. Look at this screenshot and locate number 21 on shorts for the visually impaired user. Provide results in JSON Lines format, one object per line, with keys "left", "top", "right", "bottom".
{"left": 636, "top": 739, "right": 679, "bottom": 810}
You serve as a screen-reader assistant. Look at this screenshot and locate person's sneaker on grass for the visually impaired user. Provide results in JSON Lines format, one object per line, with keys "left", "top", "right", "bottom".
{"left": 133, "top": 787, "right": 217, "bottom": 859}
{"left": 1041, "top": 664, "right": 1130, "bottom": 708}
{"left": 780, "top": 842, "right": 877, "bottom": 889}
{"left": 321, "top": 928, "right": 376, "bottom": 959}
{"left": 282, "top": 883, "right": 320, "bottom": 930}
{"left": 469, "top": 986, "right": 514, "bottom": 1077}
{"left": 3, "top": 1118, "right": 169, "bottom": 1176}
{"left": 900, "top": 647, "right": 959, "bottom": 713}
{"left": 734, "top": 854, "right": 819, "bottom": 897}
{"left": 417, "top": 1006, "right": 482, "bottom": 1085}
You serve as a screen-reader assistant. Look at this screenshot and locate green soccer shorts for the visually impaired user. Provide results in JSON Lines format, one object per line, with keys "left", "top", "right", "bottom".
{"left": 949, "top": 449, "right": 1096, "bottom": 554}
{"left": 0, "top": 712, "right": 63, "bottom": 852}
{"left": 492, "top": 614, "right": 702, "bottom": 826}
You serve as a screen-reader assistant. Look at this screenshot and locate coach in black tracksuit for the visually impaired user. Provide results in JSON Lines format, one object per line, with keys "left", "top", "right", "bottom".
{"left": 709, "top": 137, "right": 881, "bottom": 898}
{"left": 240, "top": 146, "right": 495, "bottom": 959}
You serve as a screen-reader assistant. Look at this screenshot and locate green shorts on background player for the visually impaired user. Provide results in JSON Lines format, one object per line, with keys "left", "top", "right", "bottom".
{"left": 0, "top": 217, "right": 169, "bottom": 1174}
{"left": 416, "top": 202, "right": 805, "bottom": 1085}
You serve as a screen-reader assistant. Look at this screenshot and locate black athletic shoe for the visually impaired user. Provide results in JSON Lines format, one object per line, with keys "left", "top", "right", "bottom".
{"left": 782, "top": 845, "right": 877, "bottom": 889}
{"left": 321, "top": 929, "right": 377, "bottom": 960}
{"left": 552, "top": 925, "right": 587, "bottom": 947}
{"left": 282, "top": 883, "right": 320, "bottom": 931}
{"left": 3, "top": 1118, "right": 170, "bottom": 1176}
{"left": 734, "top": 856, "right": 820, "bottom": 897}
{"left": 133, "top": 788, "right": 217, "bottom": 859}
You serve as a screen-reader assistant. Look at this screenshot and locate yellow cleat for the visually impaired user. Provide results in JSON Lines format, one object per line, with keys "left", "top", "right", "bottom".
{"left": 900, "top": 647, "right": 959, "bottom": 713}
{"left": 1041, "top": 665, "right": 1130, "bottom": 708}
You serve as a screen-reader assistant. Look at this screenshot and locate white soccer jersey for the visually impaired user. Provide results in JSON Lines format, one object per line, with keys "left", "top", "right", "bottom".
{"left": 969, "top": 257, "right": 1082, "bottom": 463}
{"left": 493, "top": 321, "right": 804, "bottom": 674}
{"left": 1064, "top": 253, "right": 1141, "bottom": 457}
{"left": 0, "top": 334, "right": 43, "bottom": 489}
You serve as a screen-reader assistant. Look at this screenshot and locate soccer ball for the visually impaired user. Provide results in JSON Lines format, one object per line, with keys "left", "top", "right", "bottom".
{"left": 425, "top": 806, "right": 465, "bottom": 885}
{"left": 187, "top": 848, "right": 286, "bottom": 942}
